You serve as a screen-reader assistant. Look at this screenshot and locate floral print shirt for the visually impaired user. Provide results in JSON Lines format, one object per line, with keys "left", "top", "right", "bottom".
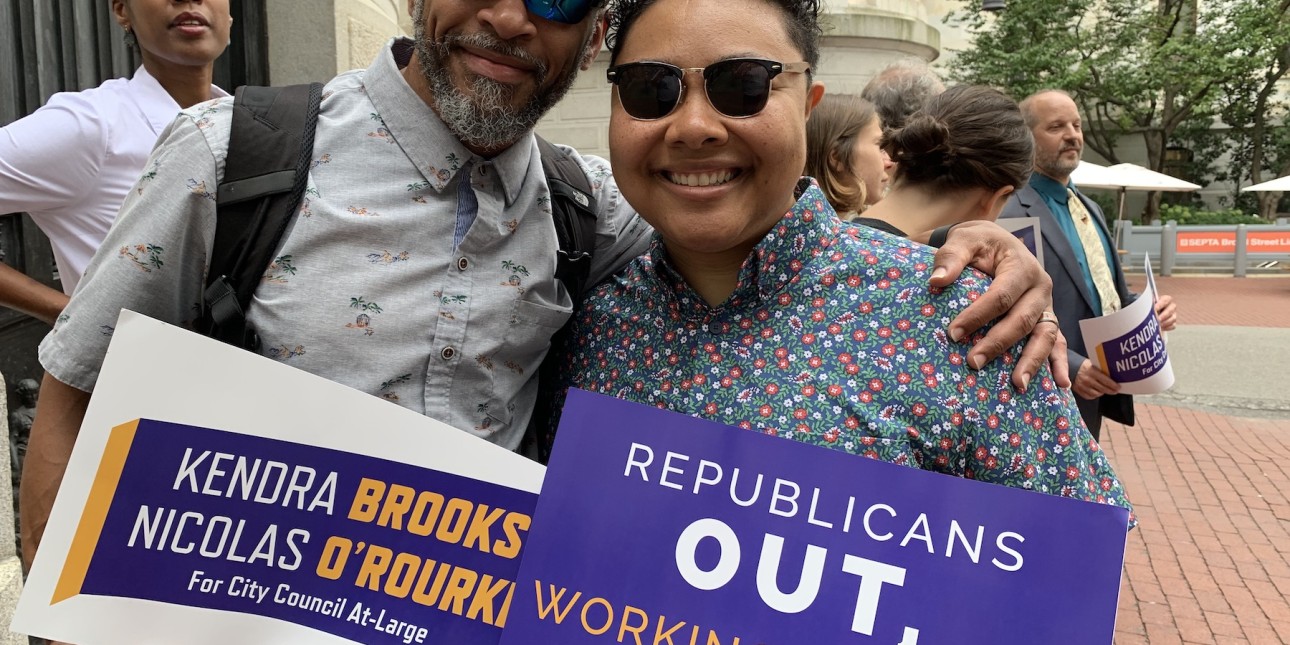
{"left": 40, "top": 39, "right": 651, "bottom": 450}
{"left": 559, "top": 180, "right": 1132, "bottom": 516}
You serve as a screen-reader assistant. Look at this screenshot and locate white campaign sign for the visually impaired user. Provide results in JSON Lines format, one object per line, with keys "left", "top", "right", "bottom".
{"left": 1077, "top": 257, "right": 1174, "bottom": 395}
{"left": 13, "top": 310, "right": 544, "bottom": 645}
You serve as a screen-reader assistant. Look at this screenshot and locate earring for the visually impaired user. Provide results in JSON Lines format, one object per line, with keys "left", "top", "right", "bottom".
{"left": 123, "top": 28, "right": 137, "bottom": 49}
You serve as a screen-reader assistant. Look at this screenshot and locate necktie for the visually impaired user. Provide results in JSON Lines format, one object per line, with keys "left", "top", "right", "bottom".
{"left": 1067, "top": 188, "right": 1121, "bottom": 315}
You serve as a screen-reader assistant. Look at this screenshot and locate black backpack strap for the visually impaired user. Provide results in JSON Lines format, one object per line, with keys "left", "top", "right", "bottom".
{"left": 199, "top": 82, "right": 323, "bottom": 350}
{"left": 522, "top": 137, "right": 601, "bottom": 464}
{"left": 535, "top": 135, "right": 597, "bottom": 308}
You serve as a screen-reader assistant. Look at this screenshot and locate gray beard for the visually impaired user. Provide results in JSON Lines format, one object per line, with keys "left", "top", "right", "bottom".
{"left": 1036, "top": 149, "right": 1081, "bottom": 180}
{"left": 412, "top": 2, "right": 586, "bottom": 151}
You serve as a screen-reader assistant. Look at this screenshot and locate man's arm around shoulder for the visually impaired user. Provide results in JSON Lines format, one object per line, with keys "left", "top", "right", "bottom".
{"left": 20, "top": 373, "right": 90, "bottom": 571}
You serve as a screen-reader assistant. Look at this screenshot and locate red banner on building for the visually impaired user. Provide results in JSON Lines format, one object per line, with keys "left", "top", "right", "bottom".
{"left": 1176, "top": 231, "right": 1290, "bottom": 254}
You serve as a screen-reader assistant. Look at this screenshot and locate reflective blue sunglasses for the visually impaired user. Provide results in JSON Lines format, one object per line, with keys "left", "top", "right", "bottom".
{"left": 525, "top": 0, "right": 595, "bottom": 24}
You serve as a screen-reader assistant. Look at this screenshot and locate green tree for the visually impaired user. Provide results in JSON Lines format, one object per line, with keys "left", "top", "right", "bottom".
{"left": 949, "top": 0, "right": 1289, "bottom": 218}
{"left": 1209, "top": 0, "right": 1290, "bottom": 218}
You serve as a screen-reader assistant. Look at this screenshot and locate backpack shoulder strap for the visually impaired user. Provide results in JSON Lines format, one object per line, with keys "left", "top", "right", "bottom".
{"left": 522, "top": 137, "right": 603, "bottom": 464}
{"left": 200, "top": 82, "right": 323, "bottom": 350}
{"left": 536, "top": 135, "right": 598, "bottom": 305}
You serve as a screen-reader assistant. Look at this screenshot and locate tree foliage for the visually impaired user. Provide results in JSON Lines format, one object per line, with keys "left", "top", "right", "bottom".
{"left": 948, "top": 0, "right": 1290, "bottom": 219}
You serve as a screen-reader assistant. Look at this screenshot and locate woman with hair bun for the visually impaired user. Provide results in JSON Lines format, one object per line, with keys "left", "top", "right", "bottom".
{"left": 858, "top": 84, "right": 1033, "bottom": 238}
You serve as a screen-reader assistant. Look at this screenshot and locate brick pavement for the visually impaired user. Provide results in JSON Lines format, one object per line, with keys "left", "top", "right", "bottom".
{"left": 1122, "top": 276, "right": 1290, "bottom": 328}
{"left": 1074, "top": 274, "right": 1290, "bottom": 643}
{"left": 1102, "top": 406, "right": 1290, "bottom": 644}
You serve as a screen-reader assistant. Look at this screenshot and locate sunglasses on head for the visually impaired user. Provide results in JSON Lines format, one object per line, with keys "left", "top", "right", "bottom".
{"left": 606, "top": 58, "right": 811, "bottom": 120}
{"left": 525, "top": 0, "right": 595, "bottom": 24}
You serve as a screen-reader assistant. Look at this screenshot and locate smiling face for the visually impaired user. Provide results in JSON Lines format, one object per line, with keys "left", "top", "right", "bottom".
{"left": 847, "top": 116, "right": 892, "bottom": 206}
{"left": 407, "top": 0, "right": 603, "bottom": 154}
{"left": 609, "top": 0, "right": 822, "bottom": 274}
{"left": 1028, "top": 91, "right": 1084, "bottom": 183}
{"left": 113, "top": 0, "right": 232, "bottom": 69}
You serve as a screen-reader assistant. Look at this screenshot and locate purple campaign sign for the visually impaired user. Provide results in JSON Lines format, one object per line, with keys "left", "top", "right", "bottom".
{"left": 1011, "top": 223, "right": 1039, "bottom": 258}
{"left": 1096, "top": 313, "right": 1168, "bottom": 383}
{"left": 500, "top": 390, "right": 1129, "bottom": 645}
{"left": 73, "top": 419, "right": 535, "bottom": 644}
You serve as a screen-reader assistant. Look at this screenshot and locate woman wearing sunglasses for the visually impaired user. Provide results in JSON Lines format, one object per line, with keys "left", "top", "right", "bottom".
{"left": 555, "top": 0, "right": 1131, "bottom": 511}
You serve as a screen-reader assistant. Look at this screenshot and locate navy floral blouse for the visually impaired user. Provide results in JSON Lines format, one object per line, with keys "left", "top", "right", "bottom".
{"left": 558, "top": 179, "right": 1132, "bottom": 518}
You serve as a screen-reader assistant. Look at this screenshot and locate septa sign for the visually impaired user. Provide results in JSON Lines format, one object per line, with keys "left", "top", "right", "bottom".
{"left": 500, "top": 390, "right": 1130, "bottom": 645}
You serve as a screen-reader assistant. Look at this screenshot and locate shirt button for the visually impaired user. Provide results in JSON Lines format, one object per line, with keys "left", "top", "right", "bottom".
{"left": 457, "top": 257, "right": 469, "bottom": 271}
{"left": 441, "top": 346, "right": 456, "bottom": 360}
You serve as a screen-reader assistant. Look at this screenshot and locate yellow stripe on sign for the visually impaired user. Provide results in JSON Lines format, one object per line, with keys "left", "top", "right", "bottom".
{"left": 1094, "top": 344, "right": 1111, "bottom": 377}
{"left": 52, "top": 419, "right": 140, "bottom": 605}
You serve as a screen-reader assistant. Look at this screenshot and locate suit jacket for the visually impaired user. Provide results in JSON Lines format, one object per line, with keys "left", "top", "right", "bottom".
{"left": 1000, "top": 184, "right": 1137, "bottom": 432}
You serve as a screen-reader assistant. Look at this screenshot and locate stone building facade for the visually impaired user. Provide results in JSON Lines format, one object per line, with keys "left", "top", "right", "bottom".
{"left": 266, "top": 0, "right": 953, "bottom": 159}
{"left": 537, "top": 0, "right": 952, "bottom": 158}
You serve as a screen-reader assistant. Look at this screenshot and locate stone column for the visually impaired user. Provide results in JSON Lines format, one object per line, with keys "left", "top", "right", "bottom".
{"left": 266, "top": 0, "right": 407, "bottom": 85}
{"left": 0, "top": 374, "right": 26, "bottom": 645}
{"left": 815, "top": 0, "right": 942, "bottom": 95}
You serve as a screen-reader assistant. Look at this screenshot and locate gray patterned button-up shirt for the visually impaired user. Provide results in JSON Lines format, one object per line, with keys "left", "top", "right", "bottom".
{"left": 40, "top": 39, "right": 652, "bottom": 450}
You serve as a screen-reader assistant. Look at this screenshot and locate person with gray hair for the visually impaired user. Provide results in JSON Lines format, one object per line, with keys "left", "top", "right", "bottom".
{"left": 861, "top": 58, "right": 946, "bottom": 134}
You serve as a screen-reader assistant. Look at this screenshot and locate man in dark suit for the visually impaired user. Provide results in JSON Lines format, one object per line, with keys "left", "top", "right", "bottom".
{"left": 1001, "top": 90, "right": 1178, "bottom": 441}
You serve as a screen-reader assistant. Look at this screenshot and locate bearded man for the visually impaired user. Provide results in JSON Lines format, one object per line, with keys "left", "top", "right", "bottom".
{"left": 1001, "top": 90, "right": 1178, "bottom": 441}
{"left": 22, "top": 0, "right": 1067, "bottom": 569}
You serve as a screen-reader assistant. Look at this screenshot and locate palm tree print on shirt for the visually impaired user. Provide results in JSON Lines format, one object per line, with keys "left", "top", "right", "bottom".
{"left": 186, "top": 179, "right": 216, "bottom": 201}
{"left": 267, "top": 345, "right": 306, "bottom": 360}
{"left": 346, "top": 297, "right": 383, "bottom": 336}
{"left": 379, "top": 373, "right": 412, "bottom": 402}
{"left": 263, "top": 255, "right": 298, "bottom": 284}
{"left": 367, "top": 251, "right": 410, "bottom": 265}
{"left": 118, "top": 244, "right": 164, "bottom": 272}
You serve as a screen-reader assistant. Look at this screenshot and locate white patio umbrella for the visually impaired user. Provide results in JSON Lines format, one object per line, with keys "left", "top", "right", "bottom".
{"left": 1103, "top": 163, "right": 1202, "bottom": 192}
{"left": 1240, "top": 175, "right": 1290, "bottom": 192}
{"left": 1069, "top": 161, "right": 1201, "bottom": 221}
{"left": 1069, "top": 161, "right": 1121, "bottom": 190}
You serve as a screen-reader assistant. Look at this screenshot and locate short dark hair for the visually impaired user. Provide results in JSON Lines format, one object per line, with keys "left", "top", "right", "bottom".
{"left": 861, "top": 59, "right": 945, "bottom": 133}
{"left": 804, "top": 94, "right": 880, "bottom": 215}
{"left": 885, "top": 84, "right": 1033, "bottom": 193}
{"left": 605, "top": 0, "right": 822, "bottom": 73}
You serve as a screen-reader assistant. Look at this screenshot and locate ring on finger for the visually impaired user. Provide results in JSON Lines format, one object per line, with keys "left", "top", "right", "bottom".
{"left": 1037, "top": 311, "right": 1059, "bottom": 326}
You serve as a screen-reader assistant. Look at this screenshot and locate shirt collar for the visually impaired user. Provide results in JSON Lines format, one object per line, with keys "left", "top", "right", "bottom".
{"left": 366, "top": 38, "right": 532, "bottom": 204}
{"left": 647, "top": 178, "right": 841, "bottom": 315}
{"left": 1029, "top": 172, "right": 1073, "bottom": 205}
{"left": 127, "top": 66, "right": 229, "bottom": 136}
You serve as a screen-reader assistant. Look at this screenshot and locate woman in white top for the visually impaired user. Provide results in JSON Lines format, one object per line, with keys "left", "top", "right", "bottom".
{"left": 0, "top": 0, "right": 232, "bottom": 324}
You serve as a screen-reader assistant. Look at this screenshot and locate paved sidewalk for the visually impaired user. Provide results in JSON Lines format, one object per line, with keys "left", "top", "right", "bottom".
{"left": 1085, "top": 275, "right": 1290, "bottom": 643}
{"left": 1104, "top": 407, "right": 1290, "bottom": 644}
{"left": 1123, "top": 276, "right": 1290, "bottom": 328}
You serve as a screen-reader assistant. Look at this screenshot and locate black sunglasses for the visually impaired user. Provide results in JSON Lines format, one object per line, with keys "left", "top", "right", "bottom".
{"left": 606, "top": 58, "right": 811, "bottom": 120}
